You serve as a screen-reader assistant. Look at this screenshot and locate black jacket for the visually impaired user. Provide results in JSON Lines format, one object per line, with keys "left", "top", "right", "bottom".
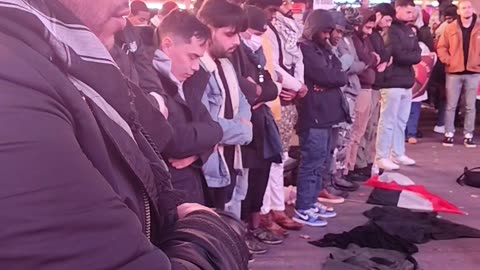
{"left": 370, "top": 30, "right": 389, "bottom": 90}
{"left": 230, "top": 45, "right": 282, "bottom": 167}
{"left": 0, "top": 2, "right": 247, "bottom": 269}
{"left": 298, "top": 9, "right": 349, "bottom": 132}
{"left": 158, "top": 71, "right": 223, "bottom": 204}
{"left": 377, "top": 21, "right": 422, "bottom": 89}
{"left": 298, "top": 40, "right": 349, "bottom": 131}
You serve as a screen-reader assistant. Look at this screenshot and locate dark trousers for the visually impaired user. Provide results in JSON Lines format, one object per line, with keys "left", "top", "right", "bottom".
{"left": 241, "top": 162, "right": 272, "bottom": 220}
{"left": 295, "top": 128, "right": 333, "bottom": 211}
{"left": 406, "top": 102, "right": 422, "bottom": 139}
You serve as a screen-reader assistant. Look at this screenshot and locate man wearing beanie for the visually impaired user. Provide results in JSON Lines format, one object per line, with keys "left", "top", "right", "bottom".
{"left": 375, "top": 0, "right": 421, "bottom": 170}
{"left": 352, "top": 2, "right": 394, "bottom": 178}
{"left": 345, "top": 8, "right": 379, "bottom": 179}
{"left": 229, "top": 5, "right": 285, "bottom": 255}
{"left": 294, "top": 9, "right": 349, "bottom": 227}
{"left": 323, "top": 10, "right": 363, "bottom": 198}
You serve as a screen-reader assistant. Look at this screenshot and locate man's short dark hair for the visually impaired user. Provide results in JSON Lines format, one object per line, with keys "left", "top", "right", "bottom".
{"left": 444, "top": 4, "right": 458, "bottom": 18}
{"left": 130, "top": 1, "right": 149, "bottom": 16}
{"left": 197, "top": 0, "right": 248, "bottom": 33}
{"left": 159, "top": 1, "right": 178, "bottom": 16}
{"left": 395, "top": 0, "right": 415, "bottom": 8}
{"left": 247, "top": 0, "right": 282, "bottom": 9}
{"left": 159, "top": 9, "right": 211, "bottom": 44}
{"left": 374, "top": 3, "right": 396, "bottom": 18}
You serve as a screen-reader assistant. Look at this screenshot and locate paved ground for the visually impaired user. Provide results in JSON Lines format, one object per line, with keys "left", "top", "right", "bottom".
{"left": 252, "top": 110, "right": 480, "bottom": 270}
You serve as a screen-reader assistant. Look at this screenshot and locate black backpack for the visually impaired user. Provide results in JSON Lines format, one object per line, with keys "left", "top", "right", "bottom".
{"left": 457, "top": 167, "right": 480, "bottom": 188}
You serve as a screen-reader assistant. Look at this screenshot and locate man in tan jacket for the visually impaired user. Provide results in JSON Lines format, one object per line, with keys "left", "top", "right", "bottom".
{"left": 437, "top": 0, "right": 480, "bottom": 148}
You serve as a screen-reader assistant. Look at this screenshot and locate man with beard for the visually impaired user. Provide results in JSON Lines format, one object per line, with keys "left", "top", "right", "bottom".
{"left": 0, "top": 0, "right": 248, "bottom": 269}
{"left": 352, "top": 3, "right": 395, "bottom": 178}
{"left": 194, "top": 0, "right": 253, "bottom": 210}
{"left": 294, "top": 9, "right": 349, "bottom": 227}
{"left": 375, "top": 0, "right": 421, "bottom": 170}
{"left": 438, "top": 0, "right": 480, "bottom": 148}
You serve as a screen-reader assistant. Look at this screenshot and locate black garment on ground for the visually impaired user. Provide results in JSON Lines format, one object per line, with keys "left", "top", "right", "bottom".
{"left": 457, "top": 15, "right": 477, "bottom": 74}
{"left": 323, "top": 244, "right": 417, "bottom": 270}
{"left": 311, "top": 206, "right": 480, "bottom": 255}
{"left": 311, "top": 222, "right": 419, "bottom": 255}
{"left": 364, "top": 206, "right": 480, "bottom": 244}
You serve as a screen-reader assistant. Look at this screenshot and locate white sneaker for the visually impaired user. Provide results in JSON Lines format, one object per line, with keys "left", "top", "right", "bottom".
{"left": 393, "top": 155, "right": 416, "bottom": 166}
{"left": 377, "top": 159, "right": 400, "bottom": 171}
{"left": 433, "top": 125, "right": 445, "bottom": 134}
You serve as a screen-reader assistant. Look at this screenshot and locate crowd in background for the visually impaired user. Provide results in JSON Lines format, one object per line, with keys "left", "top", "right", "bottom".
{"left": 0, "top": 0, "right": 479, "bottom": 269}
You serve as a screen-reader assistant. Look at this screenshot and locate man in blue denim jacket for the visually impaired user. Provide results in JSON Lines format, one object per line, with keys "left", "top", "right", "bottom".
{"left": 194, "top": 0, "right": 253, "bottom": 209}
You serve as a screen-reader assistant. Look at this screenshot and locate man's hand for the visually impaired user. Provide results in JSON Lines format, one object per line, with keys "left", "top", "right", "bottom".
{"left": 240, "top": 118, "right": 253, "bottom": 128}
{"left": 253, "top": 102, "right": 265, "bottom": 110}
{"left": 297, "top": 84, "right": 308, "bottom": 98}
{"left": 313, "top": 85, "right": 325, "bottom": 92}
{"left": 371, "top": 52, "right": 380, "bottom": 65}
{"left": 280, "top": 89, "right": 297, "bottom": 101}
{"left": 275, "top": 71, "right": 283, "bottom": 83}
{"left": 247, "top": 77, "right": 262, "bottom": 97}
{"left": 387, "top": 56, "right": 393, "bottom": 67}
{"left": 177, "top": 203, "right": 218, "bottom": 219}
{"left": 377, "top": 62, "right": 387, "bottom": 72}
{"left": 169, "top": 156, "right": 199, "bottom": 169}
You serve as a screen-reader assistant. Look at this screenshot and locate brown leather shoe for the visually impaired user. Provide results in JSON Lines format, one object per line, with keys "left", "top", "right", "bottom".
{"left": 260, "top": 213, "right": 288, "bottom": 237}
{"left": 271, "top": 210, "right": 303, "bottom": 231}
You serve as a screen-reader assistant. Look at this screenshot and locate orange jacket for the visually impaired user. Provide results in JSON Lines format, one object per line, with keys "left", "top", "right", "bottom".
{"left": 437, "top": 16, "right": 480, "bottom": 73}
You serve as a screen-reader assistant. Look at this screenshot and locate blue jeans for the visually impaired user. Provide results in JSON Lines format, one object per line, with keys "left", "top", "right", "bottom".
{"left": 406, "top": 102, "right": 421, "bottom": 139}
{"left": 296, "top": 128, "right": 333, "bottom": 211}
{"left": 445, "top": 74, "right": 480, "bottom": 135}
{"left": 376, "top": 88, "right": 412, "bottom": 160}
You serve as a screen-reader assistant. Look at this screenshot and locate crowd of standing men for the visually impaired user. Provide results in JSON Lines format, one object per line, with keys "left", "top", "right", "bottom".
{"left": 0, "top": 0, "right": 479, "bottom": 269}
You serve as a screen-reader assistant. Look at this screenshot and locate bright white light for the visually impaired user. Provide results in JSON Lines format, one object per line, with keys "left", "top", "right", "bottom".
{"left": 145, "top": 3, "right": 192, "bottom": 10}
{"left": 431, "top": 1, "right": 439, "bottom": 8}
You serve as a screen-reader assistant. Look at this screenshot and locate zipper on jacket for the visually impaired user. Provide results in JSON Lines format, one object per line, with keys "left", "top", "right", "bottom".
{"left": 142, "top": 190, "right": 152, "bottom": 240}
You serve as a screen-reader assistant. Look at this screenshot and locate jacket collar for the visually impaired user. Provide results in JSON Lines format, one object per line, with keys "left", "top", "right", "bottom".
{"left": 201, "top": 52, "right": 217, "bottom": 73}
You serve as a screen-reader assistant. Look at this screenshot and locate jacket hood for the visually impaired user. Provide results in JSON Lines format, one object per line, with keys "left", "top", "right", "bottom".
{"left": 303, "top": 9, "right": 335, "bottom": 41}
{"left": 358, "top": 8, "right": 376, "bottom": 28}
{"left": 330, "top": 10, "right": 348, "bottom": 31}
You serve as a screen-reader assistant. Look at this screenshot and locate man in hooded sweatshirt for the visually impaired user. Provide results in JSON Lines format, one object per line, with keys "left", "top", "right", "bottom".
{"left": 345, "top": 8, "right": 379, "bottom": 178}
{"left": 294, "top": 9, "right": 349, "bottom": 227}
{"left": 375, "top": 0, "right": 421, "bottom": 171}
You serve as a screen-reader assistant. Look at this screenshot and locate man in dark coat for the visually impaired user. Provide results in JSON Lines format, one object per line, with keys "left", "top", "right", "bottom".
{"left": 294, "top": 9, "right": 349, "bottom": 227}
{"left": 152, "top": 10, "right": 223, "bottom": 205}
{"left": 0, "top": 0, "right": 248, "bottom": 269}
{"left": 374, "top": 0, "right": 421, "bottom": 171}
{"left": 229, "top": 5, "right": 284, "bottom": 254}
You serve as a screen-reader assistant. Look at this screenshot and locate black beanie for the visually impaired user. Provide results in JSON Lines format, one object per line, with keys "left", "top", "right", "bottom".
{"left": 244, "top": 5, "right": 267, "bottom": 32}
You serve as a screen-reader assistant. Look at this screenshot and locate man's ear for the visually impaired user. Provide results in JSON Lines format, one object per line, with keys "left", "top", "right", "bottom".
{"left": 161, "top": 36, "right": 174, "bottom": 52}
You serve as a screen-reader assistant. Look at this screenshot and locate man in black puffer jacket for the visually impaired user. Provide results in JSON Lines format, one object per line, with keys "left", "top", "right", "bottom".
{"left": 375, "top": 0, "right": 421, "bottom": 171}
{"left": 293, "top": 9, "right": 349, "bottom": 227}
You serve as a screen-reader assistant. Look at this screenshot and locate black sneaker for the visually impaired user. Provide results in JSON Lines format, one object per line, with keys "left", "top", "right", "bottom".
{"left": 464, "top": 137, "right": 477, "bottom": 148}
{"left": 251, "top": 228, "right": 284, "bottom": 245}
{"left": 245, "top": 232, "right": 268, "bottom": 255}
{"left": 443, "top": 136, "right": 454, "bottom": 147}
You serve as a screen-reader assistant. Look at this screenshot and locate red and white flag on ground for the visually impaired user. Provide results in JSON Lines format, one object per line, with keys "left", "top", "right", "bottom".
{"left": 365, "top": 173, "right": 465, "bottom": 215}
